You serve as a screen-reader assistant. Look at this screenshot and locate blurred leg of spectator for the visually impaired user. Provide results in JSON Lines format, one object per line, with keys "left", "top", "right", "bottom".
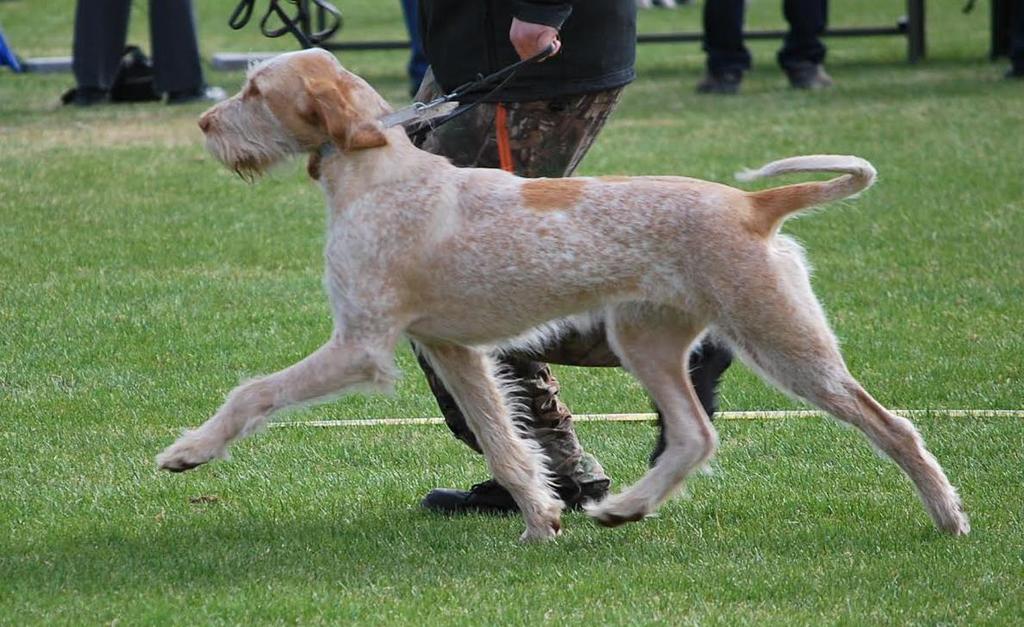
{"left": 149, "top": 0, "right": 207, "bottom": 101}
{"left": 697, "top": 0, "right": 748, "bottom": 93}
{"left": 1008, "top": 0, "right": 1024, "bottom": 77}
{"left": 778, "top": 0, "right": 833, "bottom": 88}
{"left": 70, "top": 0, "right": 221, "bottom": 105}
{"left": 71, "top": 0, "right": 132, "bottom": 104}
{"left": 400, "top": 0, "right": 428, "bottom": 96}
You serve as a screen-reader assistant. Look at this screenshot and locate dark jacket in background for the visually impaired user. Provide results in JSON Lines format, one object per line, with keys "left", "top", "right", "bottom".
{"left": 418, "top": 0, "right": 637, "bottom": 102}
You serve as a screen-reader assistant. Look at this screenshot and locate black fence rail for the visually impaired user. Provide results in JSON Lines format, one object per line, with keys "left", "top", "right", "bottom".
{"left": 301, "top": 0, "right": 928, "bottom": 63}
{"left": 242, "top": 0, "right": 1015, "bottom": 65}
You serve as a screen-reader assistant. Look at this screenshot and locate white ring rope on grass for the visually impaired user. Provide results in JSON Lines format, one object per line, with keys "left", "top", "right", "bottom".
{"left": 271, "top": 409, "right": 1024, "bottom": 428}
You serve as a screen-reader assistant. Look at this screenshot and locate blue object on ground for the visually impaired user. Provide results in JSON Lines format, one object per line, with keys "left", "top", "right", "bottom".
{"left": 0, "top": 26, "right": 23, "bottom": 72}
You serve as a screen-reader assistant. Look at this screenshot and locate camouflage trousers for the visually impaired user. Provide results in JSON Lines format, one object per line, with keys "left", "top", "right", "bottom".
{"left": 414, "top": 72, "right": 623, "bottom": 178}
{"left": 409, "top": 70, "right": 732, "bottom": 498}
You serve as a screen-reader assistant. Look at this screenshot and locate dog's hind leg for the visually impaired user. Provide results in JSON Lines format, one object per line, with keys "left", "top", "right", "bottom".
{"left": 735, "top": 341, "right": 968, "bottom": 535}
{"left": 417, "top": 341, "right": 563, "bottom": 542}
{"left": 715, "top": 239, "right": 969, "bottom": 535}
{"left": 156, "top": 333, "right": 398, "bottom": 472}
{"left": 587, "top": 305, "right": 717, "bottom": 527}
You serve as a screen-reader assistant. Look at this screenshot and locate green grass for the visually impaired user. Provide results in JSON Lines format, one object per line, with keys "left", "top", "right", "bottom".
{"left": 2, "top": 0, "right": 1023, "bottom": 624}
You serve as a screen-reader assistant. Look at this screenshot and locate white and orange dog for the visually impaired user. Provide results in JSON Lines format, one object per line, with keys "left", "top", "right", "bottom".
{"left": 157, "top": 49, "right": 969, "bottom": 541}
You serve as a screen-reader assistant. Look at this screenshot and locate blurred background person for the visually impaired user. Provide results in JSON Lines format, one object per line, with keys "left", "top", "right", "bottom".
{"left": 697, "top": 0, "right": 833, "bottom": 94}
{"left": 399, "top": 0, "right": 429, "bottom": 96}
{"left": 1008, "top": 0, "right": 1024, "bottom": 78}
{"left": 67, "top": 0, "right": 223, "bottom": 106}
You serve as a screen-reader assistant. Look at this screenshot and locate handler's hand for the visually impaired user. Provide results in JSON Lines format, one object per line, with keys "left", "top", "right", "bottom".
{"left": 509, "top": 17, "right": 561, "bottom": 61}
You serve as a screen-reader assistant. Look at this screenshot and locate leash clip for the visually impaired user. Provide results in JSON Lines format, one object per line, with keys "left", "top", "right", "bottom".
{"left": 378, "top": 98, "right": 461, "bottom": 129}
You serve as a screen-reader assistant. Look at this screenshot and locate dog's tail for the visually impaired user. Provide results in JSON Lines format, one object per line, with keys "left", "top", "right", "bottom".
{"left": 736, "top": 155, "right": 877, "bottom": 236}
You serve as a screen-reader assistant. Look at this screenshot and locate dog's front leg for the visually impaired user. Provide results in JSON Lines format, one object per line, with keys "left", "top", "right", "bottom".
{"left": 157, "top": 333, "right": 398, "bottom": 472}
{"left": 417, "top": 342, "right": 563, "bottom": 542}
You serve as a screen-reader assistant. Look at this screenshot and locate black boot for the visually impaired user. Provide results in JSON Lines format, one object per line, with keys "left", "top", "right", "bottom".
{"left": 421, "top": 473, "right": 610, "bottom": 515}
{"left": 421, "top": 480, "right": 519, "bottom": 515}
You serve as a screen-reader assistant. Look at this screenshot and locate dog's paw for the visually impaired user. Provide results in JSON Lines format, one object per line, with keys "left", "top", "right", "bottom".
{"left": 519, "top": 518, "right": 561, "bottom": 543}
{"left": 936, "top": 501, "right": 971, "bottom": 536}
{"left": 585, "top": 494, "right": 650, "bottom": 528}
{"left": 156, "top": 430, "right": 226, "bottom": 473}
{"left": 945, "top": 512, "right": 971, "bottom": 536}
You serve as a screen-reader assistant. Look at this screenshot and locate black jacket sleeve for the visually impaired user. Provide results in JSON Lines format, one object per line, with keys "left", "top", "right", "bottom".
{"left": 512, "top": 1, "right": 573, "bottom": 29}
{"left": 419, "top": 0, "right": 635, "bottom": 102}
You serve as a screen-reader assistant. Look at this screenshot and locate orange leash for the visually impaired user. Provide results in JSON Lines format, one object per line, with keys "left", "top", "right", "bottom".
{"left": 495, "top": 103, "right": 515, "bottom": 173}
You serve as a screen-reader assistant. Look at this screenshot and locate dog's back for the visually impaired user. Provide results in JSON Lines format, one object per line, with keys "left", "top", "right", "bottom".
{"left": 406, "top": 156, "right": 876, "bottom": 345}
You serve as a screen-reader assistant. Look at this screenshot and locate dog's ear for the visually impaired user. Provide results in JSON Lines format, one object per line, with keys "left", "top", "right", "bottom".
{"left": 304, "top": 77, "right": 388, "bottom": 152}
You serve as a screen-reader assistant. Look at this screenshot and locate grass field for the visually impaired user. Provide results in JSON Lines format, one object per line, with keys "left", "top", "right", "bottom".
{"left": 2, "top": 1, "right": 1023, "bottom": 624}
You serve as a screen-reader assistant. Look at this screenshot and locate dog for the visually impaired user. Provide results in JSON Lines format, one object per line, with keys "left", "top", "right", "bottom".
{"left": 157, "top": 49, "right": 969, "bottom": 541}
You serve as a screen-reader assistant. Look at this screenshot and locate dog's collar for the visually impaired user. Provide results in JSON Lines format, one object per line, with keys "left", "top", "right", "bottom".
{"left": 318, "top": 143, "right": 337, "bottom": 159}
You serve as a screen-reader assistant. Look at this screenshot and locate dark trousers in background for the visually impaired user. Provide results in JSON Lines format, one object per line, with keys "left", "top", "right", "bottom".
{"left": 72, "top": 0, "right": 205, "bottom": 94}
{"left": 703, "top": 0, "right": 828, "bottom": 74}
{"left": 1012, "top": 0, "right": 1024, "bottom": 70}
{"left": 399, "top": 0, "right": 429, "bottom": 95}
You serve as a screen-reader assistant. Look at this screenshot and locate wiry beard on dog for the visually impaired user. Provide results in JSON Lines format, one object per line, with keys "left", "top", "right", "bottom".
{"left": 229, "top": 155, "right": 269, "bottom": 183}
{"left": 204, "top": 100, "right": 302, "bottom": 182}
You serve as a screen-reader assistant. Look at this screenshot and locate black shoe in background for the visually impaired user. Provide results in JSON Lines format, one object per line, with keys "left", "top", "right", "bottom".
{"left": 695, "top": 71, "right": 742, "bottom": 95}
{"left": 1005, "top": 66, "right": 1024, "bottom": 80}
{"left": 784, "top": 62, "right": 834, "bottom": 89}
{"left": 62, "top": 86, "right": 109, "bottom": 106}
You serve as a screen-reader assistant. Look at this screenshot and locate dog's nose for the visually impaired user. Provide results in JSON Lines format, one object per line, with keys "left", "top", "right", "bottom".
{"left": 198, "top": 112, "right": 213, "bottom": 133}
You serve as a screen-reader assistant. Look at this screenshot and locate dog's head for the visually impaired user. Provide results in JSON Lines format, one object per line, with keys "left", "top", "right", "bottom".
{"left": 198, "top": 49, "right": 390, "bottom": 181}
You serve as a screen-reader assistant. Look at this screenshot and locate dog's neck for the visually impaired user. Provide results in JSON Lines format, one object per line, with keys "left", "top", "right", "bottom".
{"left": 314, "top": 128, "right": 449, "bottom": 210}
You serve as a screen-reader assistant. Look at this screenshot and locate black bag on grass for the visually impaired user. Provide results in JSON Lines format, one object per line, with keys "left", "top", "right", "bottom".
{"left": 109, "top": 45, "right": 161, "bottom": 102}
{"left": 61, "top": 45, "right": 162, "bottom": 105}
